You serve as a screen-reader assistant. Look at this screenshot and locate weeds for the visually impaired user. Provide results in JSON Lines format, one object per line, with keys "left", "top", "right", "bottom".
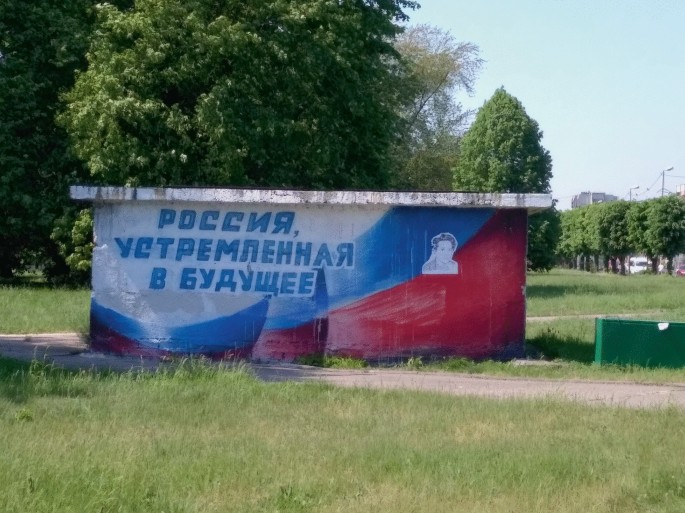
{"left": 296, "top": 354, "right": 368, "bottom": 369}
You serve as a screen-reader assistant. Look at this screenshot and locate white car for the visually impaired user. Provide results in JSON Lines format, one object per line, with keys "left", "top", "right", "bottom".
{"left": 629, "top": 257, "right": 649, "bottom": 274}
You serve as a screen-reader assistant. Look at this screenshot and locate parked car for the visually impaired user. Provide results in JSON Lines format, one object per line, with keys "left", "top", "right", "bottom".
{"left": 676, "top": 265, "right": 685, "bottom": 276}
{"left": 629, "top": 257, "right": 649, "bottom": 274}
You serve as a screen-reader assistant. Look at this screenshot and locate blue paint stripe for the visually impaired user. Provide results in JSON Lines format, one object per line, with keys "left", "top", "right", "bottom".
{"left": 91, "top": 298, "right": 269, "bottom": 353}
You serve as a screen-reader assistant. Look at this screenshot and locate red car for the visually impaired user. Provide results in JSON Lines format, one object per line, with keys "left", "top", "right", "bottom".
{"left": 676, "top": 265, "right": 685, "bottom": 276}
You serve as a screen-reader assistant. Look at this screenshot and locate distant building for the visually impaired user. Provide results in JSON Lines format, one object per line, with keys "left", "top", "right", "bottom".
{"left": 677, "top": 184, "right": 685, "bottom": 198}
{"left": 571, "top": 192, "right": 618, "bottom": 209}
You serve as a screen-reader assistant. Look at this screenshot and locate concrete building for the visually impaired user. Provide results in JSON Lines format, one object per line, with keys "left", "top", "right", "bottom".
{"left": 71, "top": 186, "right": 552, "bottom": 362}
{"left": 571, "top": 191, "right": 618, "bottom": 209}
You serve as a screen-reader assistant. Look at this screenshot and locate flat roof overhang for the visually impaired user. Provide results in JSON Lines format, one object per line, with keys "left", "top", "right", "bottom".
{"left": 70, "top": 186, "right": 554, "bottom": 214}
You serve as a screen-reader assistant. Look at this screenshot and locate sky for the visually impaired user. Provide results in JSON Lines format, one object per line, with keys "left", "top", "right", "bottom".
{"left": 405, "top": 0, "right": 685, "bottom": 210}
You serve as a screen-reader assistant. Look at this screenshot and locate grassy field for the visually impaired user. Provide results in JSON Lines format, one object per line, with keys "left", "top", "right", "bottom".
{"left": 519, "top": 270, "right": 685, "bottom": 382}
{"left": 2, "top": 273, "right": 685, "bottom": 512}
{"left": 527, "top": 269, "right": 685, "bottom": 319}
{"left": 0, "top": 286, "right": 90, "bottom": 334}
{"left": 2, "top": 359, "right": 685, "bottom": 513}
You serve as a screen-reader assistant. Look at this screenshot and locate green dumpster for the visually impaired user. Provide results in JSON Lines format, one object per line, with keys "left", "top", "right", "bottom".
{"left": 595, "top": 318, "right": 685, "bottom": 368}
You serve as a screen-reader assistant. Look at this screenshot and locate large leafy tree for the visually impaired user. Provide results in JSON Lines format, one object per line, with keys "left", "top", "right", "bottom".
{"left": 526, "top": 207, "right": 560, "bottom": 272}
{"left": 0, "top": 0, "right": 132, "bottom": 280}
{"left": 453, "top": 88, "right": 555, "bottom": 269}
{"left": 581, "top": 204, "right": 603, "bottom": 271}
{"left": 558, "top": 207, "right": 593, "bottom": 270}
{"left": 60, "top": 0, "right": 418, "bottom": 190}
{"left": 643, "top": 196, "right": 685, "bottom": 274}
{"left": 627, "top": 200, "right": 658, "bottom": 273}
{"left": 392, "top": 25, "right": 482, "bottom": 190}
{"left": 557, "top": 209, "right": 578, "bottom": 265}
{"left": 594, "top": 201, "right": 632, "bottom": 274}
{"left": 453, "top": 87, "right": 552, "bottom": 193}
{"left": 0, "top": 1, "right": 95, "bottom": 277}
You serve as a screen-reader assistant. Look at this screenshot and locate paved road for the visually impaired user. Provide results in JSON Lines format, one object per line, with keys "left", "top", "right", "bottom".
{"left": 2, "top": 333, "right": 685, "bottom": 409}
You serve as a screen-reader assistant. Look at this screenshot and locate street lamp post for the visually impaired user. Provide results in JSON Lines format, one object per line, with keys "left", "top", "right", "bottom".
{"left": 629, "top": 185, "right": 640, "bottom": 201}
{"left": 661, "top": 166, "right": 675, "bottom": 197}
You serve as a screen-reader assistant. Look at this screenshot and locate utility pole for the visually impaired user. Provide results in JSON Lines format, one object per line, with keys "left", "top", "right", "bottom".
{"left": 661, "top": 166, "right": 675, "bottom": 197}
{"left": 630, "top": 185, "right": 639, "bottom": 201}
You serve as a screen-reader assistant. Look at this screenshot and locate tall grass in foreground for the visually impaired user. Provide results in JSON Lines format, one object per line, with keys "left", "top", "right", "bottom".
{"left": 2, "top": 360, "right": 685, "bottom": 513}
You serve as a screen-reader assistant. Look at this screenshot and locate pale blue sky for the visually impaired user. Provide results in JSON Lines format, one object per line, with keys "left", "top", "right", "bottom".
{"left": 406, "top": 0, "right": 685, "bottom": 210}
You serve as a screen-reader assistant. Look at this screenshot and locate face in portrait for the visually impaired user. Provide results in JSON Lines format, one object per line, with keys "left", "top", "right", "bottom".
{"left": 422, "top": 232, "right": 458, "bottom": 275}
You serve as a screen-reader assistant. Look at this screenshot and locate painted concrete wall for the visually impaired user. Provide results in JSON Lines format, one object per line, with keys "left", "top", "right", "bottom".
{"left": 82, "top": 188, "right": 547, "bottom": 362}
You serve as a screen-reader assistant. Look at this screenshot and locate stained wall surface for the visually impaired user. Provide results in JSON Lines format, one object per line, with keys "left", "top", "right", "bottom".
{"left": 88, "top": 194, "right": 533, "bottom": 361}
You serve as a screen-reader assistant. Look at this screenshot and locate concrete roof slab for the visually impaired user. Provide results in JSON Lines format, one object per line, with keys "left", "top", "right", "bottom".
{"left": 70, "top": 186, "right": 553, "bottom": 213}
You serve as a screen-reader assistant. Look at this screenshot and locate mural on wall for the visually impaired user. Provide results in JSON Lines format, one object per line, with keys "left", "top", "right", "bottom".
{"left": 90, "top": 202, "right": 527, "bottom": 361}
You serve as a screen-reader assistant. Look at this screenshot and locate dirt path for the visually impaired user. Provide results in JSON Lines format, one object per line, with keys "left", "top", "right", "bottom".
{"left": 2, "top": 333, "right": 685, "bottom": 410}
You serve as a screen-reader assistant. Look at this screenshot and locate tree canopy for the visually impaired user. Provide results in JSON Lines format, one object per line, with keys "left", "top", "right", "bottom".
{"left": 559, "top": 196, "right": 685, "bottom": 274}
{"left": 594, "top": 201, "right": 632, "bottom": 274}
{"left": 643, "top": 196, "right": 685, "bottom": 272}
{"left": 453, "top": 88, "right": 552, "bottom": 194}
{"left": 0, "top": 0, "right": 100, "bottom": 278}
{"left": 391, "top": 24, "right": 482, "bottom": 190}
{"left": 59, "top": 0, "right": 419, "bottom": 190}
{"left": 452, "top": 88, "right": 556, "bottom": 270}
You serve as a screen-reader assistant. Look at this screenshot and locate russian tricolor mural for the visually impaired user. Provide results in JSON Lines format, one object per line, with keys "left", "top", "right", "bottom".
{"left": 74, "top": 187, "right": 551, "bottom": 362}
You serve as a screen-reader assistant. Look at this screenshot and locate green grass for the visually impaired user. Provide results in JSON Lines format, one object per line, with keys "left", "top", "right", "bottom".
{"left": 296, "top": 354, "right": 369, "bottom": 368}
{"left": 526, "top": 269, "right": 685, "bottom": 318}
{"left": 0, "top": 286, "right": 90, "bottom": 333}
{"left": 2, "top": 360, "right": 685, "bottom": 513}
{"left": 513, "top": 270, "right": 685, "bottom": 382}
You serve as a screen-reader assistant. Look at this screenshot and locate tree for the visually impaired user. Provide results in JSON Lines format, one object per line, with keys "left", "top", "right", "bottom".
{"left": 0, "top": 1, "right": 96, "bottom": 278}
{"left": 557, "top": 209, "right": 578, "bottom": 266}
{"left": 392, "top": 25, "right": 482, "bottom": 190}
{"left": 582, "top": 204, "right": 603, "bottom": 272}
{"left": 453, "top": 88, "right": 555, "bottom": 270}
{"left": 59, "top": 0, "right": 418, "bottom": 190}
{"left": 594, "top": 201, "right": 633, "bottom": 275}
{"left": 558, "top": 207, "right": 594, "bottom": 271}
{"left": 627, "top": 200, "right": 658, "bottom": 273}
{"left": 453, "top": 88, "right": 552, "bottom": 193}
{"left": 644, "top": 196, "right": 685, "bottom": 274}
{"left": 527, "top": 207, "right": 560, "bottom": 272}
{"left": 0, "top": 0, "right": 133, "bottom": 280}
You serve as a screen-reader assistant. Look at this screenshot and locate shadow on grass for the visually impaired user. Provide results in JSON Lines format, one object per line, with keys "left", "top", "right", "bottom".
{"left": 0, "top": 275, "right": 51, "bottom": 289}
{"left": 0, "top": 356, "right": 106, "bottom": 404}
{"left": 0, "top": 273, "right": 87, "bottom": 290}
{"left": 0, "top": 354, "right": 257, "bottom": 405}
{"left": 526, "top": 329, "right": 595, "bottom": 363}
